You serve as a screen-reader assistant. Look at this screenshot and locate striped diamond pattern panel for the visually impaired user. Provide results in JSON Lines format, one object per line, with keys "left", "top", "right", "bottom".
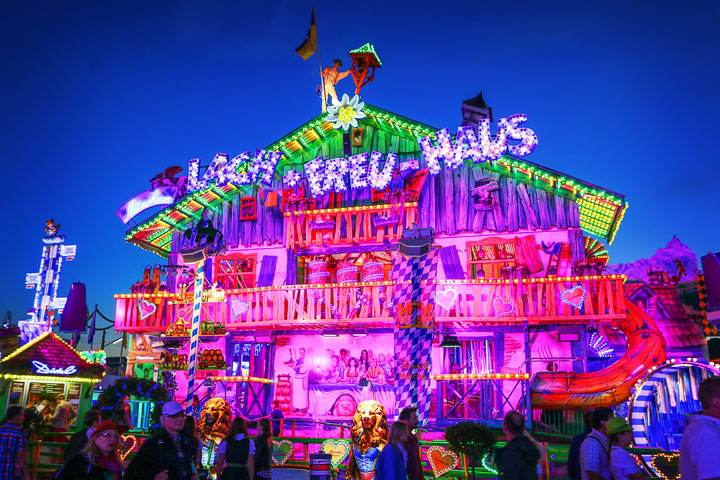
{"left": 392, "top": 250, "right": 438, "bottom": 423}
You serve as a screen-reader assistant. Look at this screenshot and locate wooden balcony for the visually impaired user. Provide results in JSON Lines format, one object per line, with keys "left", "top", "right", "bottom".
{"left": 434, "top": 275, "right": 626, "bottom": 326}
{"left": 114, "top": 275, "right": 627, "bottom": 333}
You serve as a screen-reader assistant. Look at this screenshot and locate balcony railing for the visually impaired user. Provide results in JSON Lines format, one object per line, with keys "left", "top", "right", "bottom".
{"left": 114, "top": 275, "right": 626, "bottom": 332}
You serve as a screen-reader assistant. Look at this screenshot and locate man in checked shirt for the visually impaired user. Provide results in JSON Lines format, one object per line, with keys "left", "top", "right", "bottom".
{"left": 0, "top": 406, "right": 29, "bottom": 480}
{"left": 580, "top": 407, "right": 615, "bottom": 480}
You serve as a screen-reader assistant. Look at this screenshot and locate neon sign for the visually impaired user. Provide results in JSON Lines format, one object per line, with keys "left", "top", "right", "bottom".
{"left": 31, "top": 360, "right": 78, "bottom": 376}
{"left": 186, "top": 114, "right": 536, "bottom": 197}
{"left": 117, "top": 186, "right": 180, "bottom": 224}
{"left": 187, "top": 149, "right": 282, "bottom": 192}
{"left": 419, "top": 114, "right": 538, "bottom": 173}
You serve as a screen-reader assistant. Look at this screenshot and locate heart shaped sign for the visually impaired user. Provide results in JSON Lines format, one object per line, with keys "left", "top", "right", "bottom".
{"left": 321, "top": 439, "right": 351, "bottom": 468}
{"left": 272, "top": 440, "right": 294, "bottom": 465}
{"left": 231, "top": 297, "right": 249, "bottom": 319}
{"left": 561, "top": 285, "right": 586, "bottom": 309}
{"left": 427, "top": 446, "right": 459, "bottom": 477}
{"left": 138, "top": 300, "right": 157, "bottom": 320}
{"left": 119, "top": 434, "right": 139, "bottom": 461}
{"left": 492, "top": 296, "right": 515, "bottom": 317}
{"left": 651, "top": 453, "right": 680, "bottom": 480}
{"left": 435, "top": 289, "right": 458, "bottom": 311}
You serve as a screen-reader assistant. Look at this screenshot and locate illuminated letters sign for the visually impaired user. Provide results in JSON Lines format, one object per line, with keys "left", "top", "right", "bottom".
{"left": 31, "top": 360, "right": 78, "bottom": 376}
{"left": 187, "top": 149, "right": 283, "bottom": 192}
{"left": 186, "top": 115, "right": 536, "bottom": 197}
{"left": 419, "top": 114, "right": 538, "bottom": 174}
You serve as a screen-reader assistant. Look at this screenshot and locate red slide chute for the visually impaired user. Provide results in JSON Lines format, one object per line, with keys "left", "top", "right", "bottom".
{"left": 530, "top": 301, "right": 666, "bottom": 409}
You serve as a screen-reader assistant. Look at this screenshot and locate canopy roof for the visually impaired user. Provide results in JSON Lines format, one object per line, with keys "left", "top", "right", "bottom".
{"left": 0, "top": 332, "right": 105, "bottom": 382}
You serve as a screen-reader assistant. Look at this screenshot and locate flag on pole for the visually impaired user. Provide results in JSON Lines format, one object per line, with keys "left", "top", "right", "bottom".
{"left": 296, "top": 9, "right": 317, "bottom": 60}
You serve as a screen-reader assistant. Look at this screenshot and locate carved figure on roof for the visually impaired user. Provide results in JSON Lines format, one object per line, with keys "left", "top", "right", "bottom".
{"left": 45, "top": 219, "right": 60, "bottom": 236}
{"left": 321, "top": 59, "right": 351, "bottom": 112}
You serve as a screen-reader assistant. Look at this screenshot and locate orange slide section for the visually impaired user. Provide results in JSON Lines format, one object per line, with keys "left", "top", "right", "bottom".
{"left": 530, "top": 300, "right": 666, "bottom": 409}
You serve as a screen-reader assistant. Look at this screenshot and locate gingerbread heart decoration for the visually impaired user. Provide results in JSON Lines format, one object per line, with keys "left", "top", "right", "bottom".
{"left": 435, "top": 289, "right": 458, "bottom": 311}
{"left": 651, "top": 453, "right": 680, "bottom": 480}
{"left": 321, "top": 439, "right": 351, "bottom": 468}
{"left": 492, "top": 296, "right": 515, "bottom": 317}
{"left": 427, "top": 446, "right": 459, "bottom": 477}
{"left": 119, "top": 434, "right": 139, "bottom": 461}
{"left": 272, "top": 440, "right": 294, "bottom": 465}
{"left": 561, "top": 285, "right": 586, "bottom": 309}
{"left": 138, "top": 300, "right": 157, "bottom": 320}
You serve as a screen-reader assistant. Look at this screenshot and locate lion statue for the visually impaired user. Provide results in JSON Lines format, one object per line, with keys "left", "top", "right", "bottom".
{"left": 197, "top": 397, "right": 232, "bottom": 444}
{"left": 346, "top": 400, "right": 388, "bottom": 480}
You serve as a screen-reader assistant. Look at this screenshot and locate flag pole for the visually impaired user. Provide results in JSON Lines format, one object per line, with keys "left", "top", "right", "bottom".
{"left": 314, "top": 8, "right": 327, "bottom": 112}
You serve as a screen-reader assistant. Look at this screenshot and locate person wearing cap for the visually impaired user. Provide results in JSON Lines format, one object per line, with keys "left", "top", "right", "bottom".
{"left": 55, "top": 420, "right": 123, "bottom": 480}
{"left": 680, "top": 376, "right": 720, "bottom": 480}
{"left": 125, "top": 401, "right": 198, "bottom": 480}
{"left": 607, "top": 417, "right": 646, "bottom": 480}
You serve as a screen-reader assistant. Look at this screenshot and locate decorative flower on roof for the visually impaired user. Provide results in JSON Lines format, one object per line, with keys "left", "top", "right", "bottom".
{"left": 326, "top": 94, "right": 366, "bottom": 131}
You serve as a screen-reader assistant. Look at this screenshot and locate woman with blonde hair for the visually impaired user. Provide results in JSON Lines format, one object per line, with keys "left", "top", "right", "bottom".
{"left": 55, "top": 420, "right": 123, "bottom": 480}
{"left": 495, "top": 411, "right": 542, "bottom": 480}
{"left": 375, "top": 421, "right": 409, "bottom": 480}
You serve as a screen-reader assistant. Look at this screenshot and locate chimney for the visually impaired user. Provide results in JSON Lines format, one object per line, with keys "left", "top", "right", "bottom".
{"left": 461, "top": 92, "right": 493, "bottom": 134}
{"left": 647, "top": 268, "right": 667, "bottom": 287}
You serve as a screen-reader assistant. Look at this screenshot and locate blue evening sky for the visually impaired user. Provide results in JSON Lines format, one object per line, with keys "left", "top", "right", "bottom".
{"left": 1, "top": 1, "right": 719, "bottom": 351}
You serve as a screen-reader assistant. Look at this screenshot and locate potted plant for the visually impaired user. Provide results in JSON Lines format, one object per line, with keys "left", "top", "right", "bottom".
{"left": 445, "top": 421, "right": 498, "bottom": 480}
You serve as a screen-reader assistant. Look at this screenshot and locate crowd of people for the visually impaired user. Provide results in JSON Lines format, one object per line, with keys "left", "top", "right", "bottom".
{"left": 0, "top": 376, "right": 717, "bottom": 480}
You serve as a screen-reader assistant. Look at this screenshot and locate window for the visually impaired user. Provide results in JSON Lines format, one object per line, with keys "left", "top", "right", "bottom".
{"left": 214, "top": 253, "right": 257, "bottom": 289}
{"left": 467, "top": 238, "right": 517, "bottom": 278}
{"left": 239, "top": 197, "right": 257, "bottom": 220}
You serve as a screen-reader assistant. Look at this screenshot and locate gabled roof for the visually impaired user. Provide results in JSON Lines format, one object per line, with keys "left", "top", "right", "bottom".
{"left": 0, "top": 332, "right": 105, "bottom": 382}
{"left": 124, "top": 104, "right": 627, "bottom": 256}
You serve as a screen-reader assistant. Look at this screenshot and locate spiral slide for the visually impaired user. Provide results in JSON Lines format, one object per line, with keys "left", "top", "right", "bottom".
{"left": 530, "top": 301, "right": 666, "bottom": 409}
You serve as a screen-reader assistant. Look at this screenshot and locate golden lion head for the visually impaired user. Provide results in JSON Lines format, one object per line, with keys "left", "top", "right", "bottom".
{"left": 197, "top": 397, "right": 231, "bottom": 443}
{"left": 350, "top": 400, "right": 388, "bottom": 454}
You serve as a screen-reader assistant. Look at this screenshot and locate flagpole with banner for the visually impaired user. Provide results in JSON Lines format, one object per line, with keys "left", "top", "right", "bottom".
{"left": 295, "top": 8, "right": 325, "bottom": 111}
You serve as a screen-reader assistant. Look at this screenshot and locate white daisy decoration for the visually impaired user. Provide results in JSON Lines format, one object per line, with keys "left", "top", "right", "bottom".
{"left": 326, "top": 94, "right": 366, "bottom": 131}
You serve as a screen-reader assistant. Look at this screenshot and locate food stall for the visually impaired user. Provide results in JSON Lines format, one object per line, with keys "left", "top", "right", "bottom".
{"left": 0, "top": 332, "right": 105, "bottom": 428}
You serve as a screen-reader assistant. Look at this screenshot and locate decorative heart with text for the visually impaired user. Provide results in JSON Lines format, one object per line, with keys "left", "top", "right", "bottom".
{"left": 321, "top": 439, "right": 351, "bottom": 468}
{"left": 651, "top": 453, "right": 680, "bottom": 480}
{"left": 272, "top": 440, "right": 294, "bottom": 465}
{"left": 138, "top": 300, "right": 157, "bottom": 320}
{"left": 231, "top": 297, "right": 249, "bottom": 319}
{"left": 492, "top": 296, "right": 515, "bottom": 317}
{"left": 427, "top": 446, "right": 459, "bottom": 477}
{"left": 119, "top": 434, "right": 138, "bottom": 461}
{"left": 435, "top": 289, "right": 458, "bottom": 311}
{"left": 177, "top": 306, "right": 191, "bottom": 322}
{"left": 561, "top": 285, "right": 586, "bottom": 309}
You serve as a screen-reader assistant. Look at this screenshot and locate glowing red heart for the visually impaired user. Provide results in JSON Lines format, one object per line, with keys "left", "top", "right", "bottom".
{"left": 562, "top": 285, "right": 586, "bottom": 308}
{"left": 492, "top": 297, "right": 515, "bottom": 317}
